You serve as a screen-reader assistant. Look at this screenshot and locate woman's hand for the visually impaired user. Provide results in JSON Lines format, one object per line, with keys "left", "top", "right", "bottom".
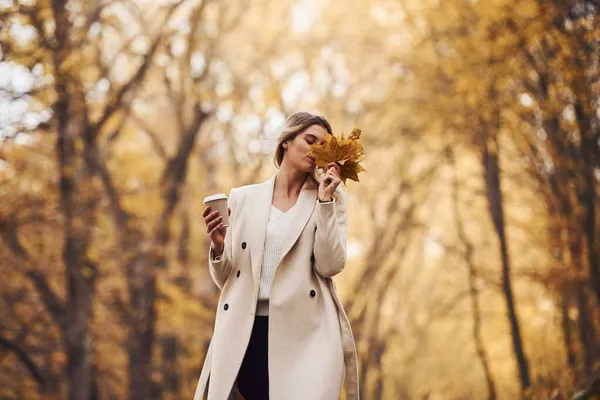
{"left": 202, "top": 206, "right": 231, "bottom": 257}
{"left": 318, "top": 162, "right": 341, "bottom": 201}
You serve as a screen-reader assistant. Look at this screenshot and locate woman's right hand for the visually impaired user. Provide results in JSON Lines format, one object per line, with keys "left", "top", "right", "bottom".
{"left": 202, "top": 206, "right": 231, "bottom": 257}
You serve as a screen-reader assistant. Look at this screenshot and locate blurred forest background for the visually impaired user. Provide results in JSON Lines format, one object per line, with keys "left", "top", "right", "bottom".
{"left": 0, "top": 0, "right": 599, "bottom": 399}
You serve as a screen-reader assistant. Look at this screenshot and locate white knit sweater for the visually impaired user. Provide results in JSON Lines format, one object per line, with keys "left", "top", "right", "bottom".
{"left": 256, "top": 203, "right": 299, "bottom": 315}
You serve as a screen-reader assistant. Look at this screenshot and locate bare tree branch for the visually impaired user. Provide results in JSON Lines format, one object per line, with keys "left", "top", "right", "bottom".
{"left": 0, "top": 213, "right": 67, "bottom": 333}
{"left": 94, "top": 0, "right": 189, "bottom": 133}
{"left": 129, "top": 113, "right": 168, "bottom": 160}
{"left": 0, "top": 333, "right": 46, "bottom": 387}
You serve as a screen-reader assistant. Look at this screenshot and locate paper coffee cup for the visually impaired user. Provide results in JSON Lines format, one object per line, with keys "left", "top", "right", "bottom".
{"left": 203, "top": 193, "right": 229, "bottom": 228}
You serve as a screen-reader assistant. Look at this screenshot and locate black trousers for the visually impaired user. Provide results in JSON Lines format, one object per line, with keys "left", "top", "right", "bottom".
{"left": 237, "top": 316, "right": 269, "bottom": 400}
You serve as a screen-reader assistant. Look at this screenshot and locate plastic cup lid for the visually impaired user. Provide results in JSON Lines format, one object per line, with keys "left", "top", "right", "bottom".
{"left": 203, "top": 193, "right": 228, "bottom": 204}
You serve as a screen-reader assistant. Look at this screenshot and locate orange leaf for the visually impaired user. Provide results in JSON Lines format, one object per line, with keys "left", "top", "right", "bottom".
{"left": 340, "top": 160, "right": 367, "bottom": 185}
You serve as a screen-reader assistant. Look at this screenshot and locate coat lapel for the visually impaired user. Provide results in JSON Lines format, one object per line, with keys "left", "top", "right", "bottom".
{"left": 249, "top": 173, "right": 318, "bottom": 281}
{"left": 280, "top": 178, "right": 317, "bottom": 261}
{"left": 249, "top": 174, "right": 276, "bottom": 281}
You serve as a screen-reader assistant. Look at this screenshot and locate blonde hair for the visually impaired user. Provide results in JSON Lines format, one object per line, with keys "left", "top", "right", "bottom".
{"left": 273, "top": 112, "right": 343, "bottom": 198}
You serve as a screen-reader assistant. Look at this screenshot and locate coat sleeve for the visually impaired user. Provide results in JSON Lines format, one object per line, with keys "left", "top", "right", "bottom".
{"left": 312, "top": 188, "right": 348, "bottom": 278}
{"left": 207, "top": 187, "right": 238, "bottom": 289}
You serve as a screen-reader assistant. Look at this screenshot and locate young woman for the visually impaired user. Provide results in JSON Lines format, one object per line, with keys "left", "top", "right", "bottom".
{"left": 194, "top": 112, "right": 359, "bottom": 400}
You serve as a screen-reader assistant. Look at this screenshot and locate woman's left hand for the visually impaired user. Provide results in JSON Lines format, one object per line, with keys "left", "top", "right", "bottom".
{"left": 319, "top": 162, "right": 341, "bottom": 201}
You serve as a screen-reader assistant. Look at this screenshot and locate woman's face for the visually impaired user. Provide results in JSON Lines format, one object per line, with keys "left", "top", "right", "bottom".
{"left": 285, "top": 124, "right": 329, "bottom": 173}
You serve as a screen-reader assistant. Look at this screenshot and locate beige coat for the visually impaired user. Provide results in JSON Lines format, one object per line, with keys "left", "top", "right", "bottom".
{"left": 193, "top": 173, "right": 359, "bottom": 400}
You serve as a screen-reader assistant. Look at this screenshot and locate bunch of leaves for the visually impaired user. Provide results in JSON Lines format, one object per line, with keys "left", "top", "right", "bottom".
{"left": 309, "top": 128, "right": 366, "bottom": 185}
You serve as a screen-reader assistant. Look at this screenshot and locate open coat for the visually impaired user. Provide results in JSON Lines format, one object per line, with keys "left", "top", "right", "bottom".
{"left": 193, "top": 173, "right": 359, "bottom": 400}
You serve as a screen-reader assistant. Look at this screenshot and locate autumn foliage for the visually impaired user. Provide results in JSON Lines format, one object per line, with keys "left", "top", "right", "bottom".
{"left": 0, "top": 0, "right": 599, "bottom": 399}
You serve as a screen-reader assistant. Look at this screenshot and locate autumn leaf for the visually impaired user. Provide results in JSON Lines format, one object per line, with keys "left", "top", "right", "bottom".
{"left": 348, "top": 128, "right": 361, "bottom": 141}
{"left": 309, "top": 128, "right": 366, "bottom": 185}
{"left": 340, "top": 160, "right": 366, "bottom": 185}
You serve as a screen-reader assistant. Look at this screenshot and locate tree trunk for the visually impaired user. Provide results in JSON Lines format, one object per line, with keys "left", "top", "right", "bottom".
{"left": 482, "top": 133, "right": 531, "bottom": 393}
{"left": 450, "top": 147, "right": 497, "bottom": 400}
{"left": 373, "top": 341, "right": 386, "bottom": 400}
{"left": 127, "top": 108, "right": 207, "bottom": 400}
{"left": 161, "top": 335, "right": 180, "bottom": 398}
{"left": 573, "top": 100, "right": 600, "bottom": 313}
{"left": 55, "top": 63, "right": 97, "bottom": 400}
{"left": 561, "top": 293, "right": 578, "bottom": 375}
{"left": 554, "top": 218, "right": 579, "bottom": 381}
{"left": 576, "top": 283, "right": 596, "bottom": 378}
{"left": 51, "top": 1, "right": 99, "bottom": 398}
{"left": 56, "top": 90, "right": 97, "bottom": 400}
{"left": 358, "top": 352, "right": 369, "bottom": 399}
{"left": 127, "top": 260, "right": 157, "bottom": 400}
{"left": 569, "top": 231, "right": 596, "bottom": 378}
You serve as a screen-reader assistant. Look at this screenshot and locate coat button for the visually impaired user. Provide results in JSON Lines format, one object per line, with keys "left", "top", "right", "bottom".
{"left": 224, "top": 303, "right": 229, "bottom": 310}
{"left": 236, "top": 270, "right": 240, "bottom": 278}
{"left": 241, "top": 242, "right": 247, "bottom": 249}
{"left": 310, "top": 290, "right": 316, "bottom": 298}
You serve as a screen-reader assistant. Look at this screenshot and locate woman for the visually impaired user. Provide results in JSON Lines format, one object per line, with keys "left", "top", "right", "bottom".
{"left": 194, "top": 112, "right": 359, "bottom": 400}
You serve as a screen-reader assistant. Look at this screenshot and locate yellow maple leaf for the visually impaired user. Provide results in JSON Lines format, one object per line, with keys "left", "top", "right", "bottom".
{"left": 309, "top": 128, "right": 366, "bottom": 185}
